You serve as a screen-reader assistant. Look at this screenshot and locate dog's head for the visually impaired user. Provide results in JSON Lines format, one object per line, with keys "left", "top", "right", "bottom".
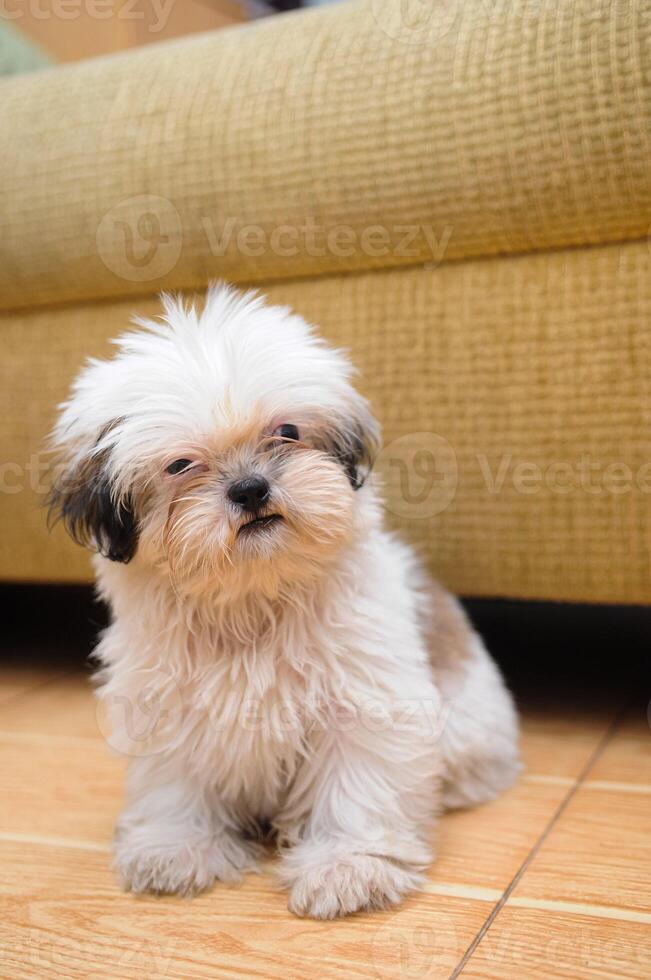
{"left": 49, "top": 285, "right": 379, "bottom": 594}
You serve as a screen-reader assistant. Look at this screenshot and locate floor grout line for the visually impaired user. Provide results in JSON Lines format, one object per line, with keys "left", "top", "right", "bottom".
{"left": 0, "top": 831, "right": 111, "bottom": 853}
{"left": 448, "top": 703, "right": 631, "bottom": 979}
{"left": 580, "top": 779, "right": 651, "bottom": 795}
{"left": 0, "top": 730, "right": 105, "bottom": 748}
{"left": 523, "top": 773, "right": 651, "bottom": 794}
{"left": 423, "top": 882, "right": 503, "bottom": 902}
{"left": 506, "top": 896, "right": 651, "bottom": 925}
{"left": 0, "top": 670, "right": 78, "bottom": 710}
{"left": 2, "top": 833, "right": 648, "bottom": 928}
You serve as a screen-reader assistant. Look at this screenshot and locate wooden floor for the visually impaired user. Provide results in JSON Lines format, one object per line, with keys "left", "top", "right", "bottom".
{"left": 1, "top": 641, "right": 649, "bottom": 977}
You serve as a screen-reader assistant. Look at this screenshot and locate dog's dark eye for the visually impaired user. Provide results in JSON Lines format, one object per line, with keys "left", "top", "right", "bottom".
{"left": 273, "top": 424, "right": 299, "bottom": 441}
{"left": 166, "top": 459, "right": 193, "bottom": 475}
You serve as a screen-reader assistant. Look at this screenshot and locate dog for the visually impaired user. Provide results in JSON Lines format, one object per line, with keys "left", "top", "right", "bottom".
{"left": 49, "top": 284, "right": 520, "bottom": 918}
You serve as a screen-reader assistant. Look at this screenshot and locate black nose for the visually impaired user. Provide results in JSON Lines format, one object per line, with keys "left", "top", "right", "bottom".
{"left": 227, "top": 476, "right": 270, "bottom": 512}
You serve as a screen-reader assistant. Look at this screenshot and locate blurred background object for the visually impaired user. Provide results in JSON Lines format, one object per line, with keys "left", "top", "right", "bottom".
{"left": 3, "top": 1, "right": 248, "bottom": 64}
{"left": 0, "top": 17, "right": 52, "bottom": 74}
{"left": 0, "top": 0, "right": 346, "bottom": 68}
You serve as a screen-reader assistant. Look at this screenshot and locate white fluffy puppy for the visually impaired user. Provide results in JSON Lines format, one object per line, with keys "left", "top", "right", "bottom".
{"left": 49, "top": 284, "right": 520, "bottom": 918}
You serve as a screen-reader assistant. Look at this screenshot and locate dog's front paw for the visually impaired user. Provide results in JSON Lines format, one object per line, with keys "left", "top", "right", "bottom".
{"left": 286, "top": 853, "right": 423, "bottom": 919}
{"left": 114, "top": 829, "right": 260, "bottom": 896}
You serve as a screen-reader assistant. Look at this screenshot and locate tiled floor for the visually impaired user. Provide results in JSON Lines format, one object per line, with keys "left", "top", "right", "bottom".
{"left": 0, "top": 597, "right": 649, "bottom": 978}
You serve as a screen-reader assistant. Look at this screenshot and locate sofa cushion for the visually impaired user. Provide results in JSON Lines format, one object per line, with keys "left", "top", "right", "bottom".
{"left": 0, "top": 0, "right": 650, "bottom": 310}
{"left": 3, "top": 237, "right": 649, "bottom": 603}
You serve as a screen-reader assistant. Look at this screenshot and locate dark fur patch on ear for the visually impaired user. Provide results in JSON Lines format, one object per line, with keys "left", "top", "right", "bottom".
{"left": 47, "top": 448, "right": 138, "bottom": 564}
{"left": 320, "top": 414, "right": 379, "bottom": 490}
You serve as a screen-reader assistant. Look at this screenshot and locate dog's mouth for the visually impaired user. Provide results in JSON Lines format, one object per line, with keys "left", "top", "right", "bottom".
{"left": 237, "top": 514, "right": 284, "bottom": 537}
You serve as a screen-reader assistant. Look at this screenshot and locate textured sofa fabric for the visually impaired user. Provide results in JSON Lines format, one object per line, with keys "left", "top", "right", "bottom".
{"left": 1, "top": 0, "right": 650, "bottom": 602}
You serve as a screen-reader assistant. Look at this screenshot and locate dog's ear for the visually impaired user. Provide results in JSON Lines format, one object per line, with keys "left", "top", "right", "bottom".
{"left": 320, "top": 402, "right": 381, "bottom": 490}
{"left": 47, "top": 446, "right": 138, "bottom": 564}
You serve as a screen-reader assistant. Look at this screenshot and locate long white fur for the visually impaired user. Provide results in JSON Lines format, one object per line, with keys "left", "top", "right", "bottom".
{"left": 52, "top": 284, "right": 520, "bottom": 918}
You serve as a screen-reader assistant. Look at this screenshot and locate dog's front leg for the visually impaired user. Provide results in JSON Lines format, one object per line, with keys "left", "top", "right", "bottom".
{"left": 277, "top": 700, "right": 442, "bottom": 919}
{"left": 113, "top": 756, "right": 259, "bottom": 896}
